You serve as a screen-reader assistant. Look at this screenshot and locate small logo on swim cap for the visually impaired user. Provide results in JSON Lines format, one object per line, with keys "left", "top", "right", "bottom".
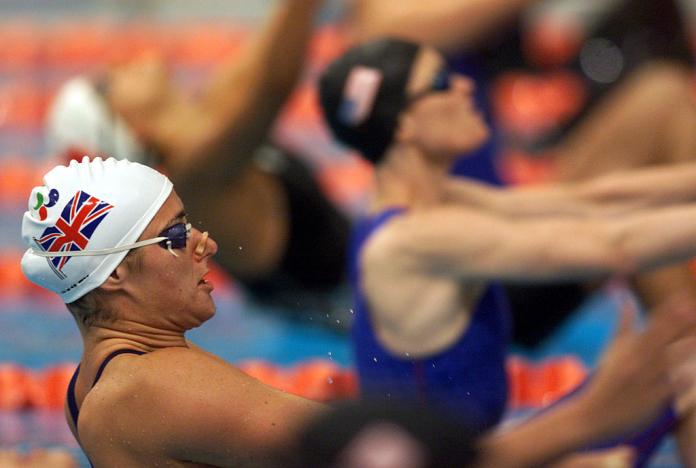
{"left": 340, "top": 66, "right": 383, "bottom": 126}
{"left": 30, "top": 188, "right": 60, "bottom": 221}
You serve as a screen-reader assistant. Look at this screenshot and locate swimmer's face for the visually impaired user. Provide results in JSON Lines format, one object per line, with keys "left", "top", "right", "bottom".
{"left": 395, "top": 47, "right": 489, "bottom": 162}
{"left": 125, "top": 190, "right": 219, "bottom": 330}
{"left": 104, "top": 54, "right": 177, "bottom": 135}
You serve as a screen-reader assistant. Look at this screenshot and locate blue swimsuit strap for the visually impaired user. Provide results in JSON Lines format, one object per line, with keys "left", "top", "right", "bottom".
{"left": 67, "top": 349, "right": 146, "bottom": 432}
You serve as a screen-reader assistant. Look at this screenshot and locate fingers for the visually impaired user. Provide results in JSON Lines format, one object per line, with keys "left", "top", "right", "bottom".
{"left": 614, "top": 302, "right": 637, "bottom": 341}
{"left": 667, "top": 335, "right": 696, "bottom": 416}
{"left": 607, "top": 278, "right": 639, "bottom": 340}
{"left": 550, "top": 446, "right": 635, "bottom": 468}
{"left": 597, "top": 446, "right": 635, "bottom": 468}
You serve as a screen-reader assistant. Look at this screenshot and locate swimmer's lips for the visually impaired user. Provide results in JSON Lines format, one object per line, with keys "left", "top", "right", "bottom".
{"left": 198, "top": 271, "right": 214, "bottom": 291}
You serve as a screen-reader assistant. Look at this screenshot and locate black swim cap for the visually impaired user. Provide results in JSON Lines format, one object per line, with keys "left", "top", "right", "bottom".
{"left": 318, "top": 38, "right": 420, "bottom": 164}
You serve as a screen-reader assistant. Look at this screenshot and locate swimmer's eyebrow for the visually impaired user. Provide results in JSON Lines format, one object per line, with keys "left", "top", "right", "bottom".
{"left": 163, "top": 210, "right": 188, "bottom": 230}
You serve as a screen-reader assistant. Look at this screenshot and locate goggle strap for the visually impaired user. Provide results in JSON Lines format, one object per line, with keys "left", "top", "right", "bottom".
{"left": 166, "top": 240, "right": 179, "bottom": 257}
{"left": 31, "top": 236, "right": 168, "bottom": 258}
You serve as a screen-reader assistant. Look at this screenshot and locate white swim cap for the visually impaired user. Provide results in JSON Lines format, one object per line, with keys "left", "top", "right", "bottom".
{"left": 46, "top": 77, "right": 149, "bottom": 164}
{"left": 21, "top": 156, "right": 173, "bottom": 303}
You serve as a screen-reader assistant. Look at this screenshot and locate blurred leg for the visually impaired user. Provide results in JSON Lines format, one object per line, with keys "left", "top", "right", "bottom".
{"left": 554, "top": 61, "right": 696, "bottom": 179}
{"left": 552, "top": 60, "right": 696, "bottom": 310}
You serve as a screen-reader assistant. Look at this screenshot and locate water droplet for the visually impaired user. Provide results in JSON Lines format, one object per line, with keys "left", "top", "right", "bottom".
{"left": 327, "top": 377, "right": 334, "bottom": 384}
{"left": 238, "top": 246, "right": 243, "bottom": 250}
{"left": 373, "top": 357, "right": 378, "bottom": 363}
{"left": 336, "top": 319, "right": 341, "bottom": 324}
{"left": 404, "top": 352, "right": 410, "bottom": 358}
{"left": 349, "top": 308, "right": 354, "bottom": 314}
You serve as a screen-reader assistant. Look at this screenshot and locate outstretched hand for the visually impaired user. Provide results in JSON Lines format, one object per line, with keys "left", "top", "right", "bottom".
{"left": 581, "top": 286, "right": 696, "bottom": 439}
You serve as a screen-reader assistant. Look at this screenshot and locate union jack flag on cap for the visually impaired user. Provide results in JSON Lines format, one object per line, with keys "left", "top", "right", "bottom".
{"left": 34, "top": 190, "right": 113, "bottom": 279}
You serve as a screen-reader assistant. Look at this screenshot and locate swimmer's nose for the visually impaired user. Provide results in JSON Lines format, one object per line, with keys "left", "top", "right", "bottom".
{"left": 193, "top": 230, "right": 218, "bottom": 259}
{"left": 451, "top": 75, "right": 475, "bottom": 95}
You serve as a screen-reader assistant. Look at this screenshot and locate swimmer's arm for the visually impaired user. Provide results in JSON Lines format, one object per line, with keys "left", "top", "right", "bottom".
{"left": 446, "top": 162, "right": 696, "bottom": 218}
{"left": 476, "top": 295, "right": 696, "bottom": 466}
{"left": 445, "top": 178, "right": 595, "bottom": 218}
{"left": 475, "top": 396, "right": 598, "bottom": 466}
{"left": 169, "top": 0, "right": 324, "bottom": 179}
{"left": 116, "top": 349, "right": 325, "bottom": 466}
{"left": 370, "top": 204, "right": 696, "bottom": 282}
{"left": 348, "top": 0, "right": 538, "bottom": 53}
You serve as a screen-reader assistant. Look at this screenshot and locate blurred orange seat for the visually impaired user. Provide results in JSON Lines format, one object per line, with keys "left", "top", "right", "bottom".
{"left": 523, "top": 17, "right": 584, "bottom": 67}
{"left": 0, "top": 250, "right": 34, "bottom": 299}
{"left": 0, "top": 364, "right": 32, "bottom": 410}
{"left": 0, "top": 21, "right": 44, "bottom": 72}
{"left": 169, "top": 23, "right": 248, "bottom": 68}
{"left": 105, "top": 22, "right": 171, "bottom": 66}
{"left": 308, "top": 26, "right": 349, "bottom": 68}
{"left": 0, "top": 158, "right": 45, "bottom": 204}
{"left": 507, "top": 355, "right": 587, "bottom": 409}
{"left": 280, "top": 83, "right": 323, "bottom": 125}
{"left": 290, "top": 359, "right": 347, "bottom": 401}
{"left": 491, "top": 70, "right": 587, "bottom": 139}
{"left": 28, "top": 364, "right": 75, "bottom": 409}
{"left": 0, "top": 85, "right": 49, "bottom": 128}
{"left": 43, "top": 22, "right": 114, "bottom": 68}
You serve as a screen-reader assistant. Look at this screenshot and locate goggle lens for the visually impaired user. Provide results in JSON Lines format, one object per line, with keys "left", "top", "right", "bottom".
{"left": 158, "top": 222, "right": 191, "bottom": 250}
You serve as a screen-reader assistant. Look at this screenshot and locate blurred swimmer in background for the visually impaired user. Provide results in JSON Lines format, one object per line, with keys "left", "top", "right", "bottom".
{"left": 45, "top": 0, "right": 352, "bottom": 327}
{"left": 343, "top": 0, "right": 696, "bottom": 348}
{"left": 318, "top": 37, "right": 696, "bottom": 465}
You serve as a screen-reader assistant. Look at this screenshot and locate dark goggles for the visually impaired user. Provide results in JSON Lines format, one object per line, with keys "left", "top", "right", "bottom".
{"left": 408, "top": 65, "right": 452, "bottom": 103}
{"left": 157, "top": 222, "right": 191, "bottom": 250}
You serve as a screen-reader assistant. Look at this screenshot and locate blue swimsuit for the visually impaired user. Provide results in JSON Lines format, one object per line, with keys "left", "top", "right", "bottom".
{"left": 349, "top": 207, "right": 512, "bottom": 434}
{"left": 349, "top": 207, "right": 677, "bottom": 464}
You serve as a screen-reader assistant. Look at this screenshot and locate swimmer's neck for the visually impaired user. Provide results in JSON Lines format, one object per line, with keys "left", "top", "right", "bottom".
{"left": 372, "top": 146, "right": 451, "bottom": 211}
{"left": 77, "top": 317, "right": 190, "bottom": 356}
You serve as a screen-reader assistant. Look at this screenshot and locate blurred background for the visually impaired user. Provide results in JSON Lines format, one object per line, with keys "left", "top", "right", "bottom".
{"left": 1, "top": 0, "right": 695, "bottom": 466}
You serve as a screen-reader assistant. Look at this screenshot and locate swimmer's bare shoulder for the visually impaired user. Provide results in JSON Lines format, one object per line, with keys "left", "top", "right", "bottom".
{"left": 79, "top": 346, "right": 324, "bottom": 467}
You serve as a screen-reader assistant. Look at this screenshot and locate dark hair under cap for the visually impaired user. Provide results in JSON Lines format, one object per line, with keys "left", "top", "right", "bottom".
{"left": 318, "top": 38, "right": 420, "bottom": 164}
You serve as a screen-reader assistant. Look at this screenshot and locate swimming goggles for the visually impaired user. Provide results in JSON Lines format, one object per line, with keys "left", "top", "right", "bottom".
{"left": 408, "top": 64, "right": 452, "bottom": 103}
{"left": 32, "top": 222, "right": 191, "bottom": 258}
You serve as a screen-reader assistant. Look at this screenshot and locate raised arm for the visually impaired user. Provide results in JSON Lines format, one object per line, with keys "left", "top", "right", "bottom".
{"left": 170, "top": 0, "right": 324, "bottom": 185}
{"left": 445, "top": 162, "right": 696, "bottom": 219}
{"left": 347, "top": 0, "right": 538, "bottom": 53}
{"left": 367, "top": 202, "right": 696, "bottom": 283}
{"left": 476, "top": 293, "right": 696, "bottom": 467}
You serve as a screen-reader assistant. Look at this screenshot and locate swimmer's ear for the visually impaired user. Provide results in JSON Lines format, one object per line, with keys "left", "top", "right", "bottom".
{"left": 98, "top": 262, "right": 131, "bottom": 293}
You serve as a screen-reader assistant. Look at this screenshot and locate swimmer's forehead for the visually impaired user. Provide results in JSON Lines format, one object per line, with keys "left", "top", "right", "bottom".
{"left": 137, "top": 192, "right": 187, "bottom": 240}
{"left": 405, "top": 47, "right": 447, "bottom": 96}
